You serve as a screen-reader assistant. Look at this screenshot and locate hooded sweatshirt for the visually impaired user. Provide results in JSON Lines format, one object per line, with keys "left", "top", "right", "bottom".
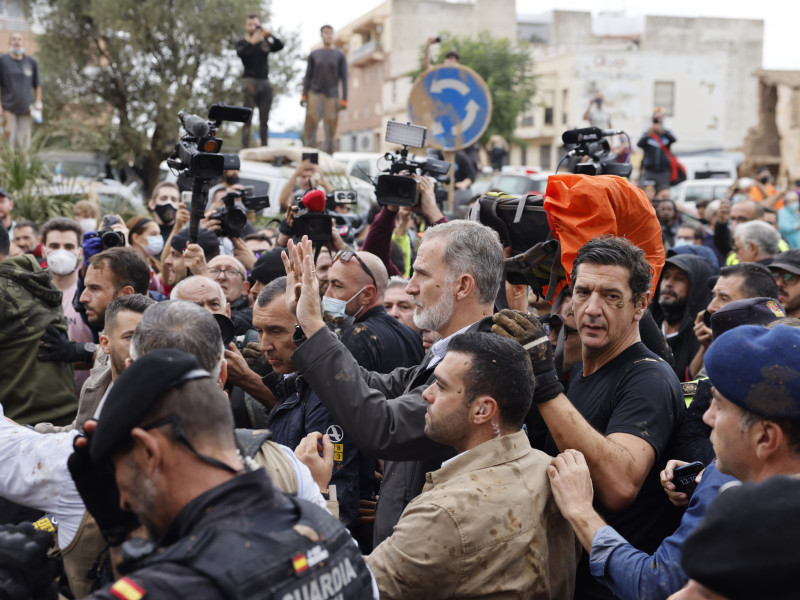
{"left": 0, "top": 254, "right": 77, "bottom": 424}
{"left": 650, "top": 254, "right": 714, "bottom": 382}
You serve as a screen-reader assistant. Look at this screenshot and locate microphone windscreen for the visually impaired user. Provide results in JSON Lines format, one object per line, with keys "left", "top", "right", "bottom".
{"left": 302, "top": 189, "right": 327, "bottom": 212}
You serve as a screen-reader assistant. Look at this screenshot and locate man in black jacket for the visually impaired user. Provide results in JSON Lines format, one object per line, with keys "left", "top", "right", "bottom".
{"left": 322, "top": 249, "right": 422, "bottom": 373}
{"left": 284, "top": 221, "right": 504, "bottom": 546}
{"left": 236, "top": 13, "right": 283, "bottom": 147}
{"left": 649, "top": 254, "right": 713, "bottom": 381}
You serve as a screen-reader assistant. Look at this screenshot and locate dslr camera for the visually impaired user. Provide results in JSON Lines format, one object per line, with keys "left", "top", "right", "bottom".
{"left": 375, "top": 121, "right": 450, "bottom": 207}
{"left": 209, "top": 186, "right": 270, "bottom": 238}
{"left": 84, "top": 214, "right": 125, "bottom": 250}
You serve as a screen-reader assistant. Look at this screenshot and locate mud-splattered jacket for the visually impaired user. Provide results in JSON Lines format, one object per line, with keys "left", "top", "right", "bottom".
{"left": 366, "top": 430, "right": 580, "bottom": 599}
{"left": 0, "top": 254, "right": 77, "bottom": 425}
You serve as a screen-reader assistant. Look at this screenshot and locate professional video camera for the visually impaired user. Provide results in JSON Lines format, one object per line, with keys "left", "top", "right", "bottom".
{"left": 209, "top": 186, "right": 270, "bottom": 238}
{"left": 166, "top": 103, "right": 255, "bottom": 243}
{"left": 375, "top": 121, "right": 450, "bottom": 207}
{"left": 291, "top": 189, "right": 362, "bottom": 245}
{"left": 560, "top": 127, "right": 632, "bottom": 178}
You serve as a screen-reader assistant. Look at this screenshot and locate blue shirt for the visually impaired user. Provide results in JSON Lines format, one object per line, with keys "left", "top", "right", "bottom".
{"left": 589, "top": 461, "right": 737, "bottom": 600}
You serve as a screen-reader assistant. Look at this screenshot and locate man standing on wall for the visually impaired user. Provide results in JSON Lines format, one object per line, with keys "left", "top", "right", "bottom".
{"left": 0, "top": 32, "right": 41, "bottom": 149}
{"left": 301, "top": 25, "right": 347, "bottom": 154}
{"left": 235, "top": 13, "right": 284, "bottom": 148}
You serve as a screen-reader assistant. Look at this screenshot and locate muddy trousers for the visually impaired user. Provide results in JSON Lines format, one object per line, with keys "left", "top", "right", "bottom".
{"left": 241, "top": 77, "right": 273, "bottom": 148}
{"left": 304, "top": 92, "right": 339, "bottom": 154}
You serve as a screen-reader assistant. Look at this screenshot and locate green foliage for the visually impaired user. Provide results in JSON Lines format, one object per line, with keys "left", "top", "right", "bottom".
{"left": 26, "top": 0, "right": 302, "bottom": 192}
{"left": 414, "top": 31, "right": 537, "bottom": 144}
{"left": 0, "top": 135, "right": 77, "bottom": 223}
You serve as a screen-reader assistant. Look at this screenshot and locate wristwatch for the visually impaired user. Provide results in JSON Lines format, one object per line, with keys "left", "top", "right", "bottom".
{"left": 78, "top": 342, "right": 98, "bottom": 362}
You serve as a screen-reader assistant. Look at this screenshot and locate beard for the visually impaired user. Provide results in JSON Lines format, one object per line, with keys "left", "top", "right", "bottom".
{"left": 659, "top": 293, "right": 686, "bottom": 325}
{"left": 413, "top": 289, "right": 455, "bottom": 332}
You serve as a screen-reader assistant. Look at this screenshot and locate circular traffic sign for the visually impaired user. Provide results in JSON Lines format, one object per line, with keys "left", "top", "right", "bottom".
{"left": 408, "top": 64, "right": 492, "bottom": 151}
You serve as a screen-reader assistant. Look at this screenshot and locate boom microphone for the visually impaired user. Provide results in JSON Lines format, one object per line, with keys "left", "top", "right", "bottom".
{"left": 178, "top": 111, "right": 211, "bottom": 139}
{"left": 561, "top": 127, "right": 623, "bottom": 145}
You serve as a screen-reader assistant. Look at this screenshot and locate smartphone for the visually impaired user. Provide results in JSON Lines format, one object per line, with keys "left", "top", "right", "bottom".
{"left": 673, "top": 461, "right": 704, "bottom": 496}
{"left": 302, "top": 152, "right": 318, "bottom": 165}
{"left": 702, "top": 309, "right": 712, "bottom": 328}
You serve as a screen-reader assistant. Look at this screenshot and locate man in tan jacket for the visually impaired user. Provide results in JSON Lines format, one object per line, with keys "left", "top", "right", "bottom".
{"left": 365, "top": 332, "right": 579, "bottom": 599}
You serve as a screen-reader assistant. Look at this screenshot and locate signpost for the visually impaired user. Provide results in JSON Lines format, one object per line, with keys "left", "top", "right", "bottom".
{"left": 408, "top": 65, "right": 492, "bottom": 212}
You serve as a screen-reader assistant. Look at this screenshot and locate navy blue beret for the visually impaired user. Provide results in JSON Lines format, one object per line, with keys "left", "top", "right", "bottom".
{"left": 705, "top": 325, "right": 800, "bottom": 420}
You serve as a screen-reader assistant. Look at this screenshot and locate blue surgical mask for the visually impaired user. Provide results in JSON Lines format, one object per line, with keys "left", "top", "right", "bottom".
{"left": 321, "top": 286, "right": 365, "bottom": 330}
{"left": 144, "top": 235, "right": 164, "bottom": 257}
{"left": 10, "top": 47, "right": 24, "bottom": 56}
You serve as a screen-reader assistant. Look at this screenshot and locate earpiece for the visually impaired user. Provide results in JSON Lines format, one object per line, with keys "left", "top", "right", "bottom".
{"left": 478, "top": 407, "right": 486, "bottom": 415}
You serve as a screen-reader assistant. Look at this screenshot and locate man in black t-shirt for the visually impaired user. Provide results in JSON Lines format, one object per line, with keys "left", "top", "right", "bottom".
{"left": 235, "top": 13, "right": 284, "bottom": 147}
{"left": 495, "top": 236, "right": 684, "bottom": 600}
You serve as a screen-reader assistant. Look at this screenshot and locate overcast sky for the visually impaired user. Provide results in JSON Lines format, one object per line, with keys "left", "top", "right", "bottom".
{"left": 267, "top": 0, "right": 798, "bottom": 131}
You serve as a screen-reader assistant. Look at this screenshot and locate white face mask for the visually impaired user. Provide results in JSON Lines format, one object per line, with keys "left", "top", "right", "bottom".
{"left": 672, "top": 238, "right": 691, "bottom": 248}
{"left": 79, "top": 218, "right": 97, "bottom": 233}
{"left": 46, "top": 249, "right": 79, "bottom": 275}
{"left": 144, "top": 235, "right": 164, "bottom": 257}
{"left": 321, "top": 286, "right": 365, "bottom": 330}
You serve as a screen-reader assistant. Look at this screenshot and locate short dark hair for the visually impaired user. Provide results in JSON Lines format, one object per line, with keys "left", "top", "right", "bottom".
{"left": 105, "top": 294, "right": 156, "bottom": 336}
{"left": 89, "top": 247, "right": 151, "bottom": 295}
{"left": 678, "top": 223, "right": 704, "bottom": 241}
{"left": 150, "top": 181, "right": 179, "bottom": 201}
{"left": 741, "top": 412, "right": 800, "bottom": 455}
{"left": 41, "top": 217, "right": 83, "bottom": 246}
{"left": 320, "top": 24, "right": 333, "bottom": 32}
{"left": 0, "top": 224, "right": 9, "bottom": 258}
{"left": 719, "top": 263, "right": 778, "bottom": 299}
{"left": 246, "top": 12, "right": 259, "bottom": 20}
{"left": 256, "top": 275, "right": 286, "bottom": 307}
{"left": 571, "top": 235, "right": 653, "bottom": 300}
{"left": 14, "top": 218, "right": 38, "bottom": 235}
{"left": 447, "top": 332, "right": 533, "bottom": 429}
{"left": 444, "top": 50, "right": 460, "bottom": 61}
{"left": 243, "top": 233, "right": 271, "bottom": 243}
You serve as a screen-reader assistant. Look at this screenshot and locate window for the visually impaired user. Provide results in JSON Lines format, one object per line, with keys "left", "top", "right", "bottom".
{"left": 544, "top": 91, "right": 554, "bottom": 126}
{"left": 654, "top": 81, "right": 675, "bottom": 117}
{"left": 521, "top": 113, "right": 534, "bottom": 127}
{"left": 540, "top": 144, "right": 552, "bottom": 170}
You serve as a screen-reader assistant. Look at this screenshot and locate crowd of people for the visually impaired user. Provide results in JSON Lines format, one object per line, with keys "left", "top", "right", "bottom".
{"left": 2, "top": 21, "right": 800, "bottom": 600}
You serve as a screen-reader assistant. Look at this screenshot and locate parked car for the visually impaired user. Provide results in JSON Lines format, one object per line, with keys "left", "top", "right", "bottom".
{"left": 487, "top": 167, "right": 551, "bottom": 196}
{"left": 670, "top": 177, "right": 734, "bottom": 210}
{"left": 332, "top": 151, "right": 386, "bottom": 185}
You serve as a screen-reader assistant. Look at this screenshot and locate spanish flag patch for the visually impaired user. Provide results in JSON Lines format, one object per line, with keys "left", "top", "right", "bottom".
{"left": 292, "top": 552, "right": 309, "bottom": 574}
{"left": 110, "top": 577, "right": 145, "bottom": 600}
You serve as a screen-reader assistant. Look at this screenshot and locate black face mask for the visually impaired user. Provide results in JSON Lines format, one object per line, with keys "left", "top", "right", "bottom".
{"left": 155, "top": 203, "right": 176, "bottom": 225}
{"left": 224, "top": 175, "right": 240, "bottom": 186}
{"left": 759, "top": 176, "right": 770, "bottom": 184}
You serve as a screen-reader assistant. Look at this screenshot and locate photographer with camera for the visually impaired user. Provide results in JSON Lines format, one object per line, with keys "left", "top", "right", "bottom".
{"left": 638, "top": 107, "right": 677, "bottom": 190}
{"left": 278, "top": 158, "right": 333, "bottom": 211}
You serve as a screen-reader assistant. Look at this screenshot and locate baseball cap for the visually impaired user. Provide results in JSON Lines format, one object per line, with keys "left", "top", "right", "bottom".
{"left": 709, "top": 297, "right": 785, "bottom": 339}
{"left": 705, "top": 325, "right": 800, "bottom": 421}
{"left": 169, "top": 227, "right": 221, "bottom": 260}
{"left": 0, "top": 187, "right": 11, "bottom": 199}
{"left": 768, "top": 249, "right": 800, "bottom": 276}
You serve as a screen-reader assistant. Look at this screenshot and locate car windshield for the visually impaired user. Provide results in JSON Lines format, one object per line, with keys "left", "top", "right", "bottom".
{"left": 491, "top": 175, "right": 545, "bottom": 195}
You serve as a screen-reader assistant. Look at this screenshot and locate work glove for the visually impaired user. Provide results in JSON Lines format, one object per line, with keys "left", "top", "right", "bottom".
{"left": 38, "top": 325, "right": 92, "bottom": 363}
{"left": 81, "top": 231, "right": 103, "bottom": 267}
{"left": 67, "top": 422, "right": 140, "bottom": 546}
{"left": 0, "top": 523, "right": 59, "bottom": 600}
{"left": 492, "top": 309, "right": 564, "bottom": 404}
{"left": 241, "top": 341, "right": 270, "bottom": 375}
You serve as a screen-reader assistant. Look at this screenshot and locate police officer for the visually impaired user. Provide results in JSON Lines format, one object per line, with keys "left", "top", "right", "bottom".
{"left": 68, "top": 348, "right": 377, "bottom": 599}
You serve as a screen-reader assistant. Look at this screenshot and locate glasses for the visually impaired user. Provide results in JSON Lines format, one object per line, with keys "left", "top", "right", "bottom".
{"left": 730, "top": 216, "right": 750, "bottom": 223}
{"left": 209, "top": 267, "right": 244, "bottom": 280}
{"left": 333, "top": 250, "right": 378, "bottom": 290}
{"left": 773, "top": 271, "right": 799, "bottom": 285}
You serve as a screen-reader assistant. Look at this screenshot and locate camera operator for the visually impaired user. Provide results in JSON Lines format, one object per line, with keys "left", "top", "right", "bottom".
{"left": 279, "top": 158, "right": 334, "bottom": 211}
{"left": 200, "top": 185, "right": 258, "bottom": 238}
{"left": 361, "top": 174, "right": 445, "bottom": 277}
{"left": 638, "top": 107, "right": 677, "bottom": 190}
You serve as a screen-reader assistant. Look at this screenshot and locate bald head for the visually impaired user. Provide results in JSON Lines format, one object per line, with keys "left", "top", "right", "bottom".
{"left": 357, "top": 251, "right": 388, "bottom": 299}
{"left": 170, "top": 276, "right": 229, "bottom": 316}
